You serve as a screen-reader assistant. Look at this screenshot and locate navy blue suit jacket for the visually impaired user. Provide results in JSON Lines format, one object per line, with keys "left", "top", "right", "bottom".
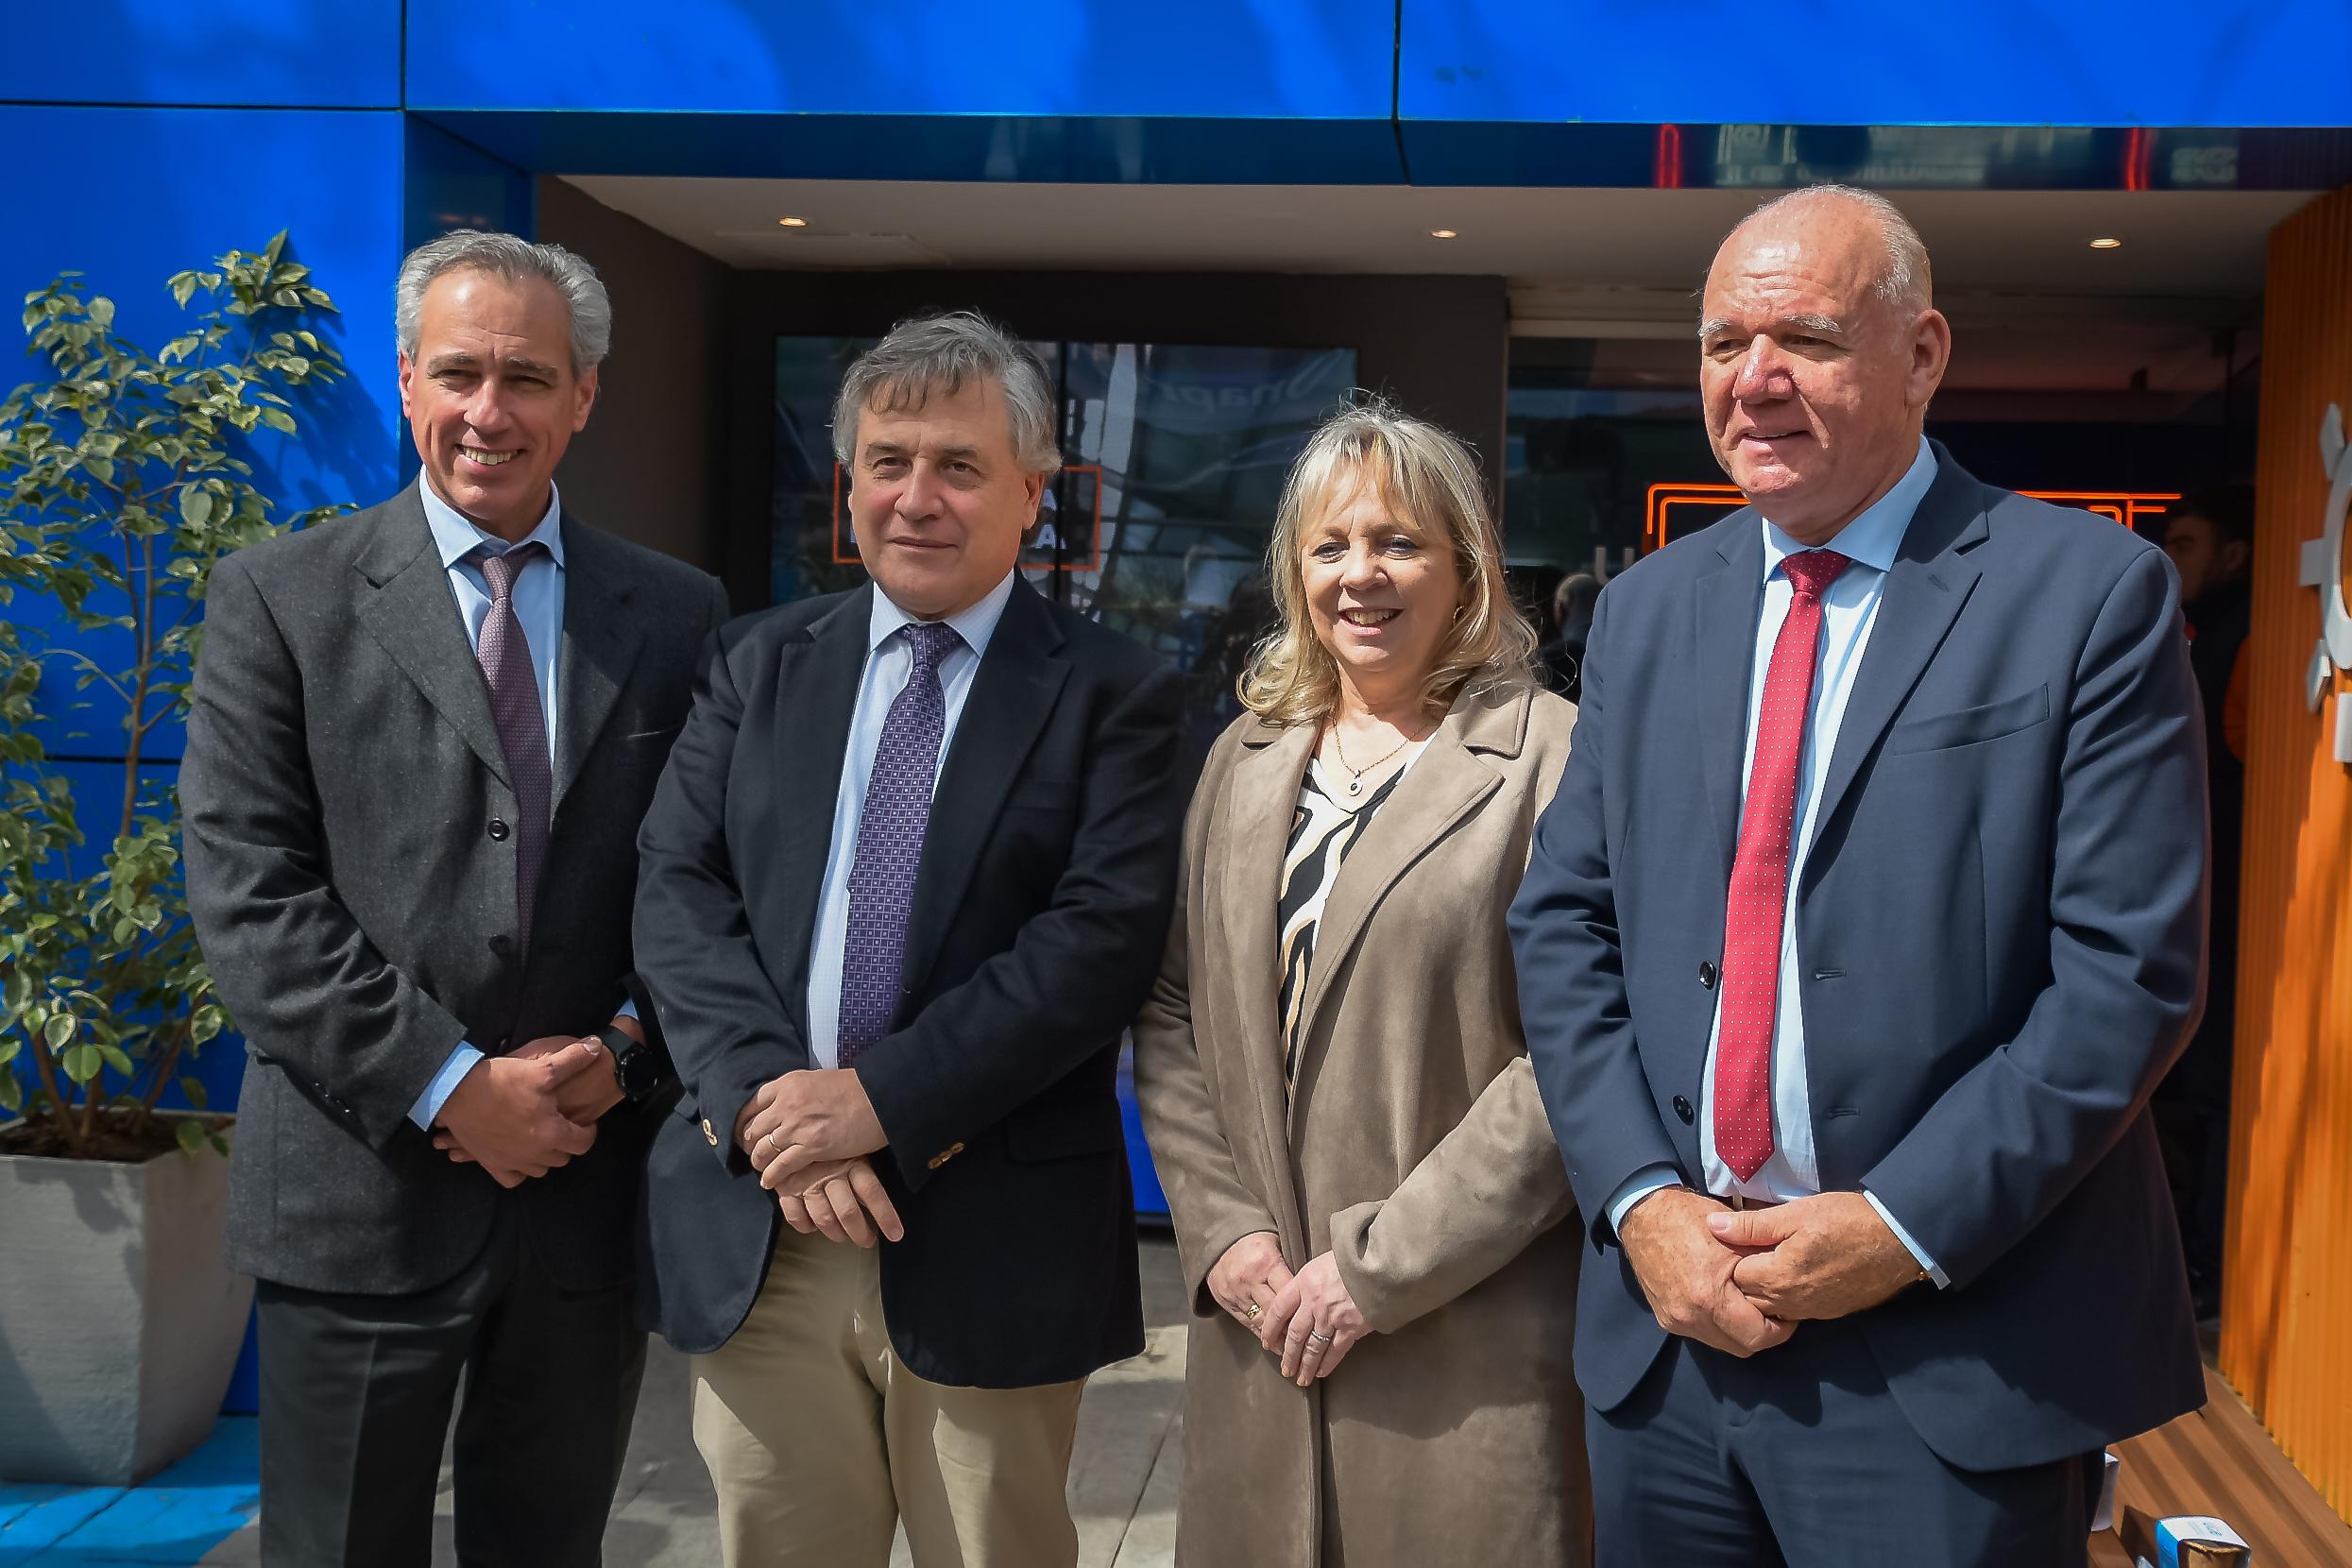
{"left": 1509, "top": 445, "right": 2207, "bottom": 1472}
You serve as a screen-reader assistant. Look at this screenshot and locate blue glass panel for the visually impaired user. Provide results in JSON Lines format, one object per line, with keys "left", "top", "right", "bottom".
{"left": 0, "top": 107, "right": 407, "bottom": 761}
{"left": 0, "top": 0, "right": 400, "bottom": 109}
{"left": 1401, "top": 2, "right": 2352, "bottom": 130}
{"left": 408, "top": 0, "right": 1391, "bottom": 119}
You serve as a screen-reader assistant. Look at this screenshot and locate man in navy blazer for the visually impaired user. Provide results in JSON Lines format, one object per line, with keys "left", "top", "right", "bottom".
{"left": 1510, "top": 186, "right": 2207, "bottom": 1563}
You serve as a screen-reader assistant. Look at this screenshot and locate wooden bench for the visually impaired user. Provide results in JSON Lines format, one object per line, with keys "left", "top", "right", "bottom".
{"left": 2088, "top": 1367, "right": 2352, "bottom": 1565}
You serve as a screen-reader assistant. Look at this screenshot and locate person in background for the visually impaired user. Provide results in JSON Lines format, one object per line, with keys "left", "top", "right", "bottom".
{"left": 182, "top": 230, "right": 729, "bottom": 1567}
{"left": 2160, "top": 484, "right": 2255, "bottom": 1321}
{"left": 1539, "top": 570, "right": 1601, "bottom": 702}
{"left": 1134, "top": 401, "right": 1589, "bottom": 1567}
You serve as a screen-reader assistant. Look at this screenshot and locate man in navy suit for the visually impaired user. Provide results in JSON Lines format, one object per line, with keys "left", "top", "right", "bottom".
{"left": 1509, "top": 185, "right": 2207, "bottom": 1564}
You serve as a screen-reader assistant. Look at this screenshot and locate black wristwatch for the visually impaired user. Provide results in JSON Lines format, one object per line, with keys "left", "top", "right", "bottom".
{"left": 596, "top": 1023, "right": 662, "bottom": 1104}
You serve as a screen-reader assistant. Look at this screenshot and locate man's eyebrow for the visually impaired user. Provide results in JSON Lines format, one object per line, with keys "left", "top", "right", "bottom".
{"left": 1695, "top": 314, "right": 1846, "bottom": 340}
{"left": 423, "top": 351, "right": 563, "bottom": 378}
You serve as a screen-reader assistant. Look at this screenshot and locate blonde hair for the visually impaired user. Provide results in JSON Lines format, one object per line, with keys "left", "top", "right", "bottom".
{"left": 1240, "top": 399, "right": 1537, "bottom": 725}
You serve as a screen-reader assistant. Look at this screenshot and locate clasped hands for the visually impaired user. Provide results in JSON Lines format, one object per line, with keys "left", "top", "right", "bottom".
{"left": 1618, "top": 1187, "right": 1924, "bottom": 1358}
{"left": 431, "top": 1020, "right": 639, "bottom": 1188}
{"left": 736, "top": 1067, "right": 903, "bottom": 1249}
{"left": 1207, "top": 1232, "right": 1371, "bottom": 1388}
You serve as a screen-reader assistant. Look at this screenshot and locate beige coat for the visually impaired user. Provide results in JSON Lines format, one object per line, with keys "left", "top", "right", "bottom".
{"left": 1133, "top": 681, "right": 1589, "bottom": 1568}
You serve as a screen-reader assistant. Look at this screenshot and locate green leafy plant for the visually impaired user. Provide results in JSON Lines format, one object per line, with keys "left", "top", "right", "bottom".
{"left": 0, "top": 233, "right": 348, "bottom": 1159}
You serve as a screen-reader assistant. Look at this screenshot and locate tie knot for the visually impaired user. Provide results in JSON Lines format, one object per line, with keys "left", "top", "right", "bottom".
{"left": 902, "top": 620, "right": 962, "bottom": 670}
{"left": 473, "top": 540, "right": 545, "bottom": 601}
{"left": 1781, "top": 549, "right": 1851, "bottom": 602}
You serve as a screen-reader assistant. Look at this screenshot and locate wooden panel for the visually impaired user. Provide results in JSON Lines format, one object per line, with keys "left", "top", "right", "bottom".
{"left": 2218, "top": 182, "right": 2352, "bottom": 1525}
{"left": 2090, "top": 1370, "right": 2352, "bottom": 1563}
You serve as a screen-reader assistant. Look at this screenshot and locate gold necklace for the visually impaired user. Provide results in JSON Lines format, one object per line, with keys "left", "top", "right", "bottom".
{"left": 1328, "top": 724, "right": 1411, "bottom": 796}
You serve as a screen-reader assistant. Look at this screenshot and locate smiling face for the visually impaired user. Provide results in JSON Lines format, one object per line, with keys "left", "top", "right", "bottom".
{"left": 1699, "top": 199, "right": 1951, "bottom": 545}
{"left": 1300, "top": 470, "right": 1464, "bottom": 708}
{"left": 399, "top": 268, "right": 596, "bottom": 540}
{"left": 846, "top": 375, "right": 1044, "bottom": 621}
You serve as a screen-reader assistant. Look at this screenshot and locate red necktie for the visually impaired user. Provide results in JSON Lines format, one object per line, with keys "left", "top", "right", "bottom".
{"left": 1714, "top": 548, "right": 1851, "bottom": 1182}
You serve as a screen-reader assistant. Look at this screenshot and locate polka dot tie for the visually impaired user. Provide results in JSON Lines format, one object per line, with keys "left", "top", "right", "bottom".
{"left": 469, "top": 541, "right": 551, "bottom": 953}
{"left": 1714, "top": 548, "right": 1851, "bottom": 1182}
{"left": 837, "top": 621, "right": 963, "bottom": 1067}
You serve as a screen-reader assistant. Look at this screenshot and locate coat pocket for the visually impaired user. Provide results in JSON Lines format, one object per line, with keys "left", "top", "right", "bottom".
{"left": 1885, "top": 684, "right": 2050, "bottom": 755}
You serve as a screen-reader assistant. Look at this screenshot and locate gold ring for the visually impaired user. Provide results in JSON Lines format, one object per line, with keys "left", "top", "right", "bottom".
{"left": 1243, "top": 1303, "right": 1262, "bottom": 1320}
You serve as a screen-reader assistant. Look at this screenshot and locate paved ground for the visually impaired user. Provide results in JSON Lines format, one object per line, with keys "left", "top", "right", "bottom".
{"left": 189, "top": 1238, "right": 1191, "bottom": 1568}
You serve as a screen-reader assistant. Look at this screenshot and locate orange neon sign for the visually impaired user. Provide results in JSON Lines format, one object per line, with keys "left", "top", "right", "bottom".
{"left": 831, "top": 462, "right": 1107, "bottom": 571}
{"left": 1642, "top": 483, "right": 2181, "bottom": 553}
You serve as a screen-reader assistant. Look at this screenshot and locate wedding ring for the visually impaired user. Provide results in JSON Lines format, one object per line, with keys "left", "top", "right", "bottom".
{"left": 1243, "top": 1302, "right": 1262, "bottom": 1320}
{"left": 1306, "top": 1330, "right": 1332, "bottom": 1345}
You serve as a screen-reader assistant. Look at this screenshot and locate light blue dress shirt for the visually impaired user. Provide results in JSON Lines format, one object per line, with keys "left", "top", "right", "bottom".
{"left": 1607, "top": 438, "right": 1950, "bottom": 1287}
{"left": 804, "top": 571, "right": 1019, "bottom": 1069}
{"left": 404, "top": 481, "right": 632, "bottom": 1130}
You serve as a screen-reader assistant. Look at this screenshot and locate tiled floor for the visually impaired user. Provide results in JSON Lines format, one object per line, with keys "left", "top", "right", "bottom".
{"left": 179, "top": 1238, "right": 1191, "bottom": 1568}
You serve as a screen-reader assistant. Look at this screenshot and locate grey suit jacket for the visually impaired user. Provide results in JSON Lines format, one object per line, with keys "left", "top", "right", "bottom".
{"left": 182, "top": 482, "right": 730, "bottom": 1295}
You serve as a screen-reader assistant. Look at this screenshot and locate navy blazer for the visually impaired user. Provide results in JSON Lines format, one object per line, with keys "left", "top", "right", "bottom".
{"left": 632, "top": 578, "right": 1185, "bottom": 1386}
{"left": 1509, "top": 445, "right": 2208, "bottom": 1472}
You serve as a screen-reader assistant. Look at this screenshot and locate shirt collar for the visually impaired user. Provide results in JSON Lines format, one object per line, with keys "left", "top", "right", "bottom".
{"left": 868, "top": 569, "right": 1019, "bottom": 658}
{"left": 1759, "top": 435, "right": 1936, "bottom": 581}
{"left": 421, "top": 478, "right": 567, "bottom": 571}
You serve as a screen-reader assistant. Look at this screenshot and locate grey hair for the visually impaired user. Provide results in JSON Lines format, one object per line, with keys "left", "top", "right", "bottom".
{"left": 395, "top": 230, "right": 612, "bottom": 375}
{"left": 830, "top": 312, "right": 1062, "bottom": 476}
{"left": 1735, "top": 184, "right": 1933, "bottom": 316}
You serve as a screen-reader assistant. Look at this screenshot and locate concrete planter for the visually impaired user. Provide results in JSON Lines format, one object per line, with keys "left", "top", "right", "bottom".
{"left": 0, "top": 1114, "right": 251, "bottom": 1484}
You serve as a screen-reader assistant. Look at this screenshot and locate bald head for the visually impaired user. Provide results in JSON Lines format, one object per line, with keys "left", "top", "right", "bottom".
{"left": 1726, "top": 185, "right": 1932, "bottom": 320}
{"left": 1696, "top": 184, "right": 1952, "bottom": 545}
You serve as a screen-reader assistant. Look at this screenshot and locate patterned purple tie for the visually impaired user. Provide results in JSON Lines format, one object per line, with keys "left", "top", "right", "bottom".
{"left": 837, "top": 621, "right": 963, "bottom": 1066}
{"left": 471, "top": 541, "right": 553, "bottom": 951}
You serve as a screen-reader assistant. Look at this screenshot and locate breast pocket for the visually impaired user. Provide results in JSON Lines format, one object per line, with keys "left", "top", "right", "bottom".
{"left": 1885, "top": 684, "right": 2050, "bottom": 756}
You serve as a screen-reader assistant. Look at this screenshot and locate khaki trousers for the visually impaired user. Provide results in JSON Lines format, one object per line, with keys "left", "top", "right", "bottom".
{"left": 691, "top": 1222, "right": 1085, "bottom": 1568}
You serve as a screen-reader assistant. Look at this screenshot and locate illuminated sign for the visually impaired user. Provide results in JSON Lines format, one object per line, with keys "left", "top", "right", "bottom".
{"left": 2302, "top": 405, "right": 2352, "bottom": 763}
{"left": 831, "top": 462, "right": 1106, "bottom": 571}
{"left": 1642, "top": 483, "right": 2181, "bottom": 553}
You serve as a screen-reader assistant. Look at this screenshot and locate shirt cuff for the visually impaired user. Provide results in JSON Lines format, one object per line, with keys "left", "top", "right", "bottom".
{"left": 1605, "top": 1165, "right": 1684, "bottom": 1240}
{"left": 1863, "top": 1188, "right": 1951, "bottom": 1289}
{"left": 614, "top": 999, "right": 639, "bottom": 1021}
{"left": 407, "top": 1042, "right": 486, "bottom": 1130}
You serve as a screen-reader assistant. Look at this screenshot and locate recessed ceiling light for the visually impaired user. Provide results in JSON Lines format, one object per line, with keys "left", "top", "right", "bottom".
{"left": 2088, "top": 236, "right": 2122, "bottom": 248}
{"left": 777, "top": 215, "right": 809, "bottom": 229}
{"left": 1429, "top": 228, "right": 1459, "bottom": 240}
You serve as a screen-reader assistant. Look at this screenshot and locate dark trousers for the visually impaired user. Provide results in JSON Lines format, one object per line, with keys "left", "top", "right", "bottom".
{"left": 1589, "top": 1323, "right": 2102, "bottom": 1568}
{"left": 255, "top": 1204, "right": 647, "bottom": 1568}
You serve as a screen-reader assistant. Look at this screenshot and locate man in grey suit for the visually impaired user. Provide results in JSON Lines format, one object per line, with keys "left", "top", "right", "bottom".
{"left": 183, "top": 230, "right": 730, "bottom": 1567}
{"left": 1510, "top": 187, "right": 2207, "bottom": 1563}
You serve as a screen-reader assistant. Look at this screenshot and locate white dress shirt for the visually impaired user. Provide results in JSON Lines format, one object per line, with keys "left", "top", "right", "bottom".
{"left": 1608, "top": 438, "right": 1950, "bottom": 1287}
{"left": 803, "top": 571, "right": 1019, "bottom": 1068}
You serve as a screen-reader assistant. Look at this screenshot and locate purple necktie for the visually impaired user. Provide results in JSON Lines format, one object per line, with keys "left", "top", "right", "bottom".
{"left": 837, "top": 621, "right": 963, "bottom": 1066}
{"left": 471, "top": 541, "right": 552, "bottom": 952}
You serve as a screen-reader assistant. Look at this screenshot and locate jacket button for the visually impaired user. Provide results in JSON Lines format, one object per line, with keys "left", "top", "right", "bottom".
{"left": 486, "top": 818, "right": 510, "bottom": 842}
{"left": 1698, "top": 961, "right": 1717, "bottom": 990}
{"left": 1673, "top": 1096, "right": 1696, "bottom": 1125}
{"left": 488, "top": 934, "right": 514, "bottom": 959}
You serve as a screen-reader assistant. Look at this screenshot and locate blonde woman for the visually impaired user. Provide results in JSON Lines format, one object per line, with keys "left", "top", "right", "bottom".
{"left": 1133, "top": 401, "right": 1590, "bottom": 1566}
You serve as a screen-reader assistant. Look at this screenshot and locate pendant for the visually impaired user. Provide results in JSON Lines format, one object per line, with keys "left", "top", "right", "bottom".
{"left": 1348, "top": 776, "right": 1364, "bottom": 795}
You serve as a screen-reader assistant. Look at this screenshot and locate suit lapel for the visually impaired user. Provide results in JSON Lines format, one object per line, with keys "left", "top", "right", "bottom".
{"left": 765, "top": 588, "right": 874, "bottom": 1041}
{"left": 899, "top": 581, "right": 1070, "bottom": 1000}
{"left": 1221, "top": 715, "right": 1316, "bottom": 1238}
{"left": 551, "top": 515, "right": 646, "bottom": 817}
{"left": 351, "top": 485, "right": 510, "bottom": 787}
{"left": 1806, "top": 458, "right": 1990, "bottom": 866}
{"left": 1284, "top": 691, "right": 1517, "bottom": 1136}
{"left": 1694, "top": 517, "right": 1766, "bottom": 881}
